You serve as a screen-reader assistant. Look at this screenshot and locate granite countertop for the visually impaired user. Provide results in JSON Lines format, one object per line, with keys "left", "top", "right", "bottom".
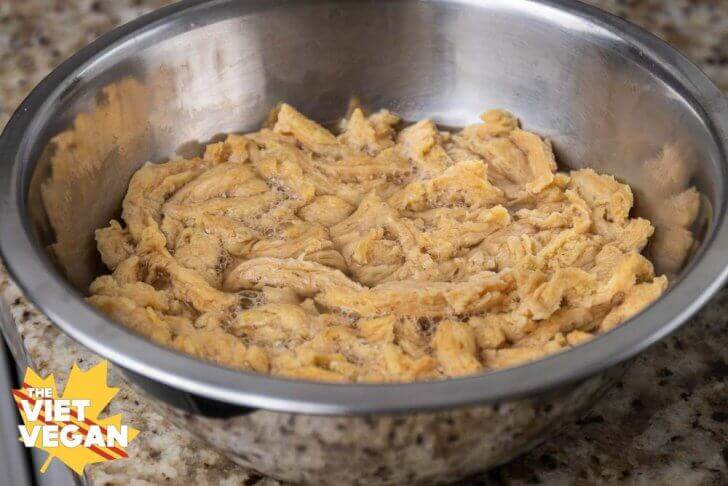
{"left": 0, "top": 1, "right": 726, "bottom": 484}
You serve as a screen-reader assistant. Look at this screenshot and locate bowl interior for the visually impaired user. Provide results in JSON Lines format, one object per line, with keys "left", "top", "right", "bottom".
{"left": 25, "top": 0, "right": 722, "bottom": 291}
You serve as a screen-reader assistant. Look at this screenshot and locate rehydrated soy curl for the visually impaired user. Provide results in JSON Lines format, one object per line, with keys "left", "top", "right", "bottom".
{"left": 88, "top": 104, "right": 677, "bottom": 383}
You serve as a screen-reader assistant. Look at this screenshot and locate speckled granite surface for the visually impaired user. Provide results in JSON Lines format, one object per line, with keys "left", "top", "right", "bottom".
{"left": 0, "top": 0, "right": 726, "bottom": 484}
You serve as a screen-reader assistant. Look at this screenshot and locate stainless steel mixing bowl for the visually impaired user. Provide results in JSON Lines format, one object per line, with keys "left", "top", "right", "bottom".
{"left": 1, "top": 0, "right": 727, "bottom": 483}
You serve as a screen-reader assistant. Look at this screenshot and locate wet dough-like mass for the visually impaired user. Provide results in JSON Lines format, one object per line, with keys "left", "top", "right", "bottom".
{"left": 89, "top": 104, "right": 673, "bottom": 382}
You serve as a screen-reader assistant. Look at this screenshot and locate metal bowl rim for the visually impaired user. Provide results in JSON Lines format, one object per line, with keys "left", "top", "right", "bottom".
{"left": 0, "top": 0, "right": 726, "bottom": 415}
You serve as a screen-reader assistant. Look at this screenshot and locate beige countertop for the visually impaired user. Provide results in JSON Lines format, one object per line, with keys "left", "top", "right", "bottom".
{"left": 0, "top": 1, "right": 726, "bottom": 484}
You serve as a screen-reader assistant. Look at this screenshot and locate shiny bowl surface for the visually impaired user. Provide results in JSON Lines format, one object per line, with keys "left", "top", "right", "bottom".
{"left": 0, "top": 0, "right": 726, "bottom": 419}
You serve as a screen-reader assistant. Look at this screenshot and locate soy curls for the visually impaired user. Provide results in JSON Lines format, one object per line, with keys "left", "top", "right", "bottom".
{"left": 87, "top": 104, "right": 691, "bottom": 383}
